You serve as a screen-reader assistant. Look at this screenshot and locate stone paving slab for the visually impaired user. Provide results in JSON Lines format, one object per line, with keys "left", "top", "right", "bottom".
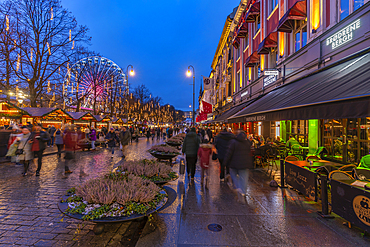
{"left": 0, "top": 137, "right": 164, "bottom": 246}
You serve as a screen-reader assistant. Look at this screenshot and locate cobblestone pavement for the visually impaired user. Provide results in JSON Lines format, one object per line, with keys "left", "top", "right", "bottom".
{"left": 0, "top": 137, "right": 164, "bottom": 247}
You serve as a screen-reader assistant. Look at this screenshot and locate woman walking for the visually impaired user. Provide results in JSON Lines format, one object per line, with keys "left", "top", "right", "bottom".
{"left": 54, "top": 128, "right": 64, "bottom": 158}
{"left": 182, "top": 127, "right": 200, "bottom": 180}
{"left": 197, "top": 140, "right": 213, "bottom": 188}
{"left": 17, "top": 126, "right": 33, "bottom": 176}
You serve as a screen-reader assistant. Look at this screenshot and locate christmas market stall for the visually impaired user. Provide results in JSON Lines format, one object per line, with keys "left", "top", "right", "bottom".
{"left": 94, "top": 115, "right": 112, "bottom": 130}
{"left": 68, "top": 112, "right": 97, "bottom": 129}
{"left": 111, "top": 116, "right": 125, "bottom": 128}
{"left": 0, "top": 101, "right": 27, "bottom": 127}
{"left": 21, "top": 107, "right": 73, "bottom": 129}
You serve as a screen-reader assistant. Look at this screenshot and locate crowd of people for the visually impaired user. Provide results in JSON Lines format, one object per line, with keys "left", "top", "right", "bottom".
{"left": 181, "top": 127, "right": 282, "bottom": 204}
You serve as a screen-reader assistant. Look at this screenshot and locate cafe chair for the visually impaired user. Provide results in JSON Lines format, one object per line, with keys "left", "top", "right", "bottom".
{"left": 266, "top": 145, "right": 279, "bottom": 176}
{"left": 291, "top": 144, "right": 303, "bottom": 155}
{"left": 353, "top": 168, "right": 370, "bottom": 181}
{"left": 339, "top": 164, "right": 357, "bottom": 172}
{"left": 285, "top": 156, "right": 299, "bottom": 162}
{"left": 329, "top": 170, "right": 354, "bottom": 181}
{"left": 306, "top": 155, "right": 320, "bottom": 162}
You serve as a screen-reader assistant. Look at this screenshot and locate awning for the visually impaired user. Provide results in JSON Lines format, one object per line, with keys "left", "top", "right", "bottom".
{"left": 245, "top": 1, "right": 260, "bottom": 23}
{"left": 228, "top": 50, "right": 370, "bottom": 123}
{"left": 236, "top": 24, "right": 248, "bottom": 38}
{"left": 277, "top": 0, "right": 307, "bottom": 33}
{"left": 232, "top": 38, "right": 240, "bottom": 49}
{"left": 213, "top": 98, "right": 259, "bottom": 123}
{"left": 245, "top": 51, "right": 259, "bottom": 67}
{"left": 257, "top": 32, "right": 278, "bottom": 54}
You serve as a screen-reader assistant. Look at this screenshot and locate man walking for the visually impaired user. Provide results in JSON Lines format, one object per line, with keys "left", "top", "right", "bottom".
{"left": 106, "top": 128, "right": 119, "bottom": 158}
{"left": 119, "top": 126, "right": 131, "bottom": 158}
{"left": 30, "top": 125, "right": 50, "bottom": 176}
{"left": 214, "top": 128, "right": 235, "bottom": 181}
{"left": 182, "top": 127, "right": 200, "bottom": 180}
{"left": 224, "top": 129, "right": 253, "bottom": 204}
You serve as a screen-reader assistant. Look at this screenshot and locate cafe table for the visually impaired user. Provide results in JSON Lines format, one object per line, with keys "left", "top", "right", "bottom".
{"left": 331, "top": 179, "right": 370, "bottom": 232}
{"left": 285, "top": 160, "right": 343, "bottom": 201}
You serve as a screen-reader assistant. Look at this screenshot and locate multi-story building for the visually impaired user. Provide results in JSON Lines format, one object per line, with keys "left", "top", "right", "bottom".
{"left": 210, "top": 0, "right": 370, "bottom": 163}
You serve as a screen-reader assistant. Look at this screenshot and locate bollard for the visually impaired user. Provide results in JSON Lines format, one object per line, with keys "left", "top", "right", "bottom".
{"left": 279, "top": 159, "right": 287, "bottom": 188}
{"left": 317, "top": 175, "right": 334, "bottom": 218}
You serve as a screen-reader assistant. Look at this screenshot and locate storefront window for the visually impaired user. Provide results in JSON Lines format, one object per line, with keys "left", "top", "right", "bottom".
{"left": 360, "top": 118, "right": 370, "bottom": 140}
{"left": 288, "top": 120, "right": 308, "bottom": 145}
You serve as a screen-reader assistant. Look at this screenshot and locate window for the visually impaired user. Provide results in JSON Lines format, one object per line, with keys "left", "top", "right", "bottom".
{"left": 236, "top": 46, "right": 240, "bottom": 59}
{"left": 236, "top": 71, "right": 240, "bottom": 90}
{"left": 244, "top": 35, "right": 249, "bottom": 50}
{"left": 269, "top": 0, "right": 278, "bottom": 15}
{"left": 340, "top": 0, "right": 365, "bottom": 21}
{"left": 294, "top": 21, "right": 307, "bottom": 52}
{"left": 255, "top": 16, "right": 260, "bottom": 35}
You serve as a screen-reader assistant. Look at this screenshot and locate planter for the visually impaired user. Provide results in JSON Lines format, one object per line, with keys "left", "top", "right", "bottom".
{"left": 58, "top": 190, "right": 168, "bottom": 235}
{"left": 166, "top": 142, "right": 182, "bottom": 147}
{"left": 149, "top": 151, "right": 178, "bottom": 163}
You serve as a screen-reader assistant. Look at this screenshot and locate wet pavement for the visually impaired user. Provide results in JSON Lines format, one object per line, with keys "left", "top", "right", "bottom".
{"left": 0, "top": 137, "right": 370, "bottom": 246}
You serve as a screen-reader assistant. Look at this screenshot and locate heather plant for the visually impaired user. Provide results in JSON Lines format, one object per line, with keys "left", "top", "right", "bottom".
{"left": 149, "top": 144, "right": 180, "bottom": 154}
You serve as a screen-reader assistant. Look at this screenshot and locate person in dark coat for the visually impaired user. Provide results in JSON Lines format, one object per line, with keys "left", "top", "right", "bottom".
{"left": 224, "top": 130, "right": 253, "bottom": 204}
{"left": 214, "top": 128, "right": 235, "bottom": 180}
{"left": 119, "top": 126, "right": 131, "bottom": 158}
{"left": 30, "top": 125, "right": 51, "bottom": 176}
{"left": 182, "top": 127, "right": 200, "bottom": 180}
{"left": 105, "top": 128, "right": 119, "bottom": 158}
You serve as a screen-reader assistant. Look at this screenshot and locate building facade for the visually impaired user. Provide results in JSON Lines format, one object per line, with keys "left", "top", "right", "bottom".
{"left": 210, "top": 0, "right": 370, "bottom": 164}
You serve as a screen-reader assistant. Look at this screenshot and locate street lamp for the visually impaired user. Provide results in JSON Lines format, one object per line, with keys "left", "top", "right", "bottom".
{"left": 187, "top": 65, "right": 195, "bottom": 126}
{"left": 126, "top": 65, "right": 134, "bottom": 125}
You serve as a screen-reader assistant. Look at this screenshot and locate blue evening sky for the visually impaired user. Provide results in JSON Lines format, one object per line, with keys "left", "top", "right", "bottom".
{"left": 61, "top": 0, "right": 238, "bottom": 111}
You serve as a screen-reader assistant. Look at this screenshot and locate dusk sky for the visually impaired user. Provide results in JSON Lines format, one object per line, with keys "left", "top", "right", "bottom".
{"left": 61, "top": 0, "right": 239, "bottom": 112}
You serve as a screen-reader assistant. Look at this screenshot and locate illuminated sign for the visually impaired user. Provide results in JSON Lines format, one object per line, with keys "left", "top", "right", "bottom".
{"left": 263, "top": 75, "right": 277, "bottom": 87}
{"left": 241, "top": 91, "right": 249, "bottom": 98}
{"left": 264, "top": 70, "right": 279, "bottom": 76}
{"left": 226, "top": 96, "right": 232, "bottom": 103}
{"left": 326, "top": 19, "right": 360, "bottom": 50}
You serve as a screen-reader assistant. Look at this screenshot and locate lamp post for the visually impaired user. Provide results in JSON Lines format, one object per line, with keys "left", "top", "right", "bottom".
{"left": 126, "top": 65, "right": 134, "bottom": 125}
{"left": 187, "top": 65, "right": 195, "bottom": 126}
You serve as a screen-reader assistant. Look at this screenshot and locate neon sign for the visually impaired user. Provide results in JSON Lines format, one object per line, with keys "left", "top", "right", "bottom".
{"left": 326, "top": 19, "right": 360, "bottom": 50}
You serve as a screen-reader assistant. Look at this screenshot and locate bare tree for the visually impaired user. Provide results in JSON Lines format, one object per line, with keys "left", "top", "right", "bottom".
{"left": 4, "top": 0, "right": 90, "bottom": 106}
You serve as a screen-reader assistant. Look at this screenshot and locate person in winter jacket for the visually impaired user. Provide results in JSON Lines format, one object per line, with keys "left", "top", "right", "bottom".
{"left": 106, "top": 128, "right": 119, "bottom": 158}
{"left": 54, "top": 129, "right": 64, "bottom": 158}
{"left": 119, "top": 126, "right": 131, "bottom": 158}
{"left": 223, "top": 130, "right": 253, "bottom": 204}
{"left": 30, "top": 125, "right": 51, "bottom": 176}
{"left": 90, "top": 127, "right": 97, "bottom": 150}
{"left": 197, "top": 140, "right": 213, "bottom": 187}
{"left": 17, "top": 126, "right": 33, "bottom": 176}
{"left": 63, "top": 125, "right": 76, "bottom": 176}
{"left": 48, "top": 125, "right": 56, "bottom": 146}
{"left": 182, "top": 127, "right": 200, "bottom": 179}
{"left": 214, "top": 128, "right": 235, "bottom": 180}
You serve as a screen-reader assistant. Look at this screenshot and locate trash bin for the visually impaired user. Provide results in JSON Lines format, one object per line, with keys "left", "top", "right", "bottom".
{"left": 179, "top": 157, "right": 185, "bottom": 175}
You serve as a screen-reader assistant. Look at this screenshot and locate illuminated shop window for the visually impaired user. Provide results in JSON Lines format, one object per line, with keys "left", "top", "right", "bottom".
{"left": 269, "top": 0, "right": 279, "bottom": 15}
{"left": 255, "top": 16, "right": 260, "bottom": 35}
{"left": 311, "top": 0, "right": 321, "bottom": 31}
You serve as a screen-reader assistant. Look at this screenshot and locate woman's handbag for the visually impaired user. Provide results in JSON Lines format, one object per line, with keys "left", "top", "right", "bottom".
{"left": 16, "top": 135, "right": 32, "bottom": 156}
{"left": 212, "top": 151, "right": 218, "bottom": 160}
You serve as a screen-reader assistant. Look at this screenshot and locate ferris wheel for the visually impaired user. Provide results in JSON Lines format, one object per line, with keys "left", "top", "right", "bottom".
{"left": 63, "top": 56, "right": 128, "bottom": 111}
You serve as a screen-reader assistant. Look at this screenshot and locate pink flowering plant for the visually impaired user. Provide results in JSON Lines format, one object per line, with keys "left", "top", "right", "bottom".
{"left": 107, "top": 159, "right": 178, "bottom": 182}
{"left": 148, "top": 144, "right": 180, "bottom": 155}
{"left": 61, "top": 174, "right": 166, "bottom": 220}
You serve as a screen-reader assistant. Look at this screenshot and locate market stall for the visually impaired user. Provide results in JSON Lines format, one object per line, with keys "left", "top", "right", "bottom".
{"left": 68, "top": 112, "right": 97, "bottom": 129}
{"left": 0, "top": 101, "right": 27, "bottom": 127}
{"left": 21, "top": 107, "right": 73, "bottom": 129}
{"left": 111, "top": 117, "right": 124, "bottom": 128}
{"left": 94, "top": 115, "right": 112, "bottom": 130}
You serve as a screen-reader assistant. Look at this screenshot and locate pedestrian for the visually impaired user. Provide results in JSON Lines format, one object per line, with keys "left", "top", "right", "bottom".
{"left": 90, "top": 127, "right": 97, "bottom": 150}
{"left": 151, "top": 128, "right": 155, "bottom": 140}
{"left": 48, "top": 125, "right": 56, "bottom": 147}
{"left": 7, "top": 126, "right": 23, "bottom": 165}
{"left": 162, "top": 128, "right": 166, "bottom": 140}
{"left": 63, "top": 125, "right": 75, "bottom": 176}
{"left": 54, "top": 128, "right": 64, "bottom": 158}
{"left": 135, "top": 127, "right": 140, "bottom": 142}
{"left": 119, "top": 126, "right": 131, "bottom": 158}
{"left": 106, "top": 128, "right": 119, "bottom": 158}
{"left": 16, "top": 126, "right": 33, "bottom": 176}
{"left": 224, "top": 129, "right": 253, "bottom": 204}
{"left": 146, "top": 128, "right": 151, "bottom": 141}
{"left": 30, "top": 125, "right": 51, "bottom": 176}
{"left": 182, "top": 127, "right": 200, "bottom": 180}
{"left": 214, "top": 128, "right": 235, "bottom": 181}
{"left": 205, "top": 127, "right": 213, "bottom": 143}
{"left": 197, "top": 139, "right": 213, "bottom": 188}
{"left": 156, "top": 127, "right": 161, "bottom": 140}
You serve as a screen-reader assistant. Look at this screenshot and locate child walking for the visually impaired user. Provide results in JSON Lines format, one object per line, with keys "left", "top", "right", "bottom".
{"left": 197, "top": 140, "right": 213, "bottom": 188}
